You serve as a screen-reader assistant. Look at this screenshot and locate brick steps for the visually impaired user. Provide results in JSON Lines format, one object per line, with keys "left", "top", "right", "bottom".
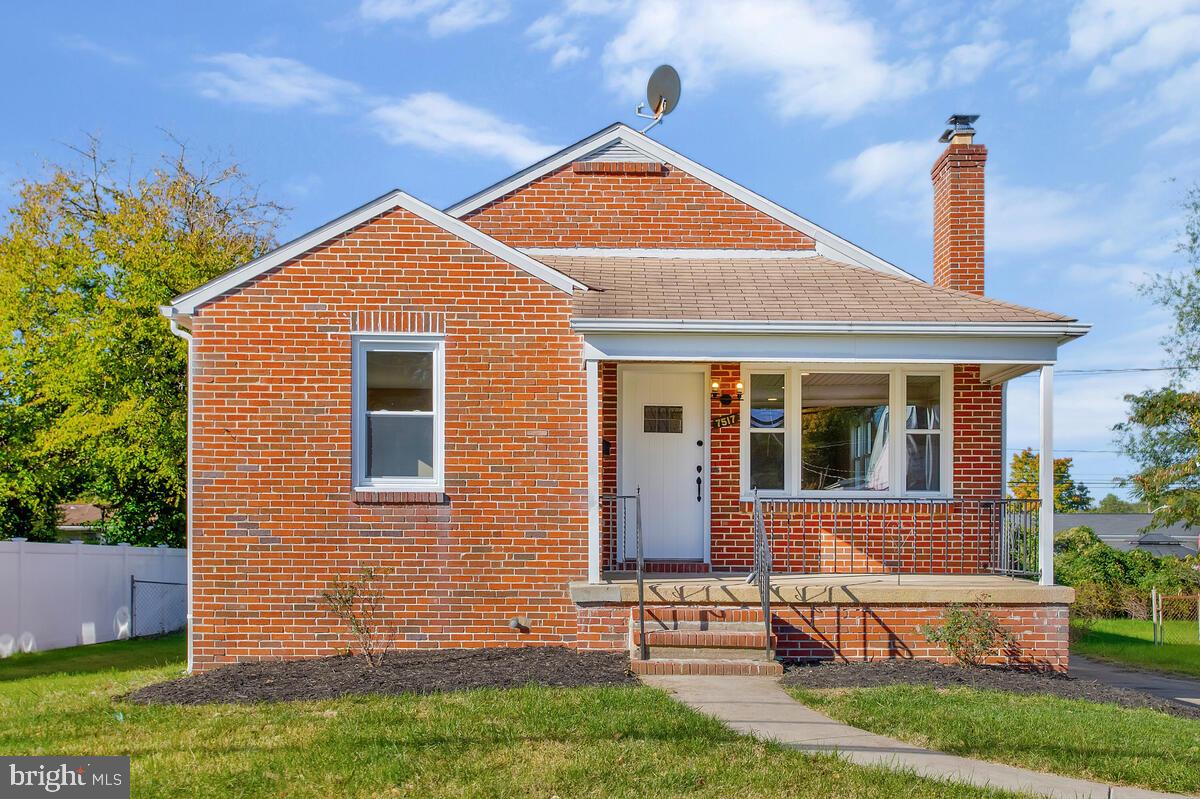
{"left": 630, "top": 606, "right": 779, "bottom": 676}
{"left": 630, "top": 658, "right": 783, "bottom": 676}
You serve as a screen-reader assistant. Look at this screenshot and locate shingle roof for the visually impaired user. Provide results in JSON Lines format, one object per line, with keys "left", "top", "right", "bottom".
{"left": 535, "top": 254, "right": 1074, "bottom": 324}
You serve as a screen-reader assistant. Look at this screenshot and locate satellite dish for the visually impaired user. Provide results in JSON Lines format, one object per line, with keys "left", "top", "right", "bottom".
{"left": 635, "top": 64, "right": 681, "bottom": 133}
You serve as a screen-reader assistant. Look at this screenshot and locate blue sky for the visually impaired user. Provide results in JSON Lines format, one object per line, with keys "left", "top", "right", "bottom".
{"left": 3, "top": 0, "right": 1198, "bottom": 500}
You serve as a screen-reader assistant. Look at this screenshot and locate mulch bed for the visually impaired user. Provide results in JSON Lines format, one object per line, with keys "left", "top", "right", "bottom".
{"left": 129, "top": 647, "right": 636, "bottom": 705}
{"left": 781, "top": 659, "right": 1200, "bottom": 720}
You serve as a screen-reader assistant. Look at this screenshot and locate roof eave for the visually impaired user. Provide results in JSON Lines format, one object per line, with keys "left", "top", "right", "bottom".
{"left": 166, "top": 189, "right": 586, "bottom": 316}
{"left": 569, "top": 318, "right": 1092, "bottom": 337}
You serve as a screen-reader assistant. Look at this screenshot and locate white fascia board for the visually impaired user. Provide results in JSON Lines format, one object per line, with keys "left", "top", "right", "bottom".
{"left": 168, "top": 189, "right": 585, "bottom": 315}
{"left": 570, "top": 318, "right": 1092, "bottom": 338}
{"left": 445, "top": 123, "right": 917, "bottom": 281}
{"left": 581, "top": 331, "right": 1064, "bottom": 364}
{"left": 519, "top": 247, "right": 821, "bottom": 259}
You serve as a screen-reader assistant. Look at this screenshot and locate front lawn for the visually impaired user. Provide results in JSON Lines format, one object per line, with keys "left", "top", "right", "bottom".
{"left": 0, "top": 638, "right": 1018, "bottom": 799}
{"left": 1072, "top": 617, "right": 1200, "bottom": 678}
{"left": 789, "top": 683, "right": 1200, "bottom": 795}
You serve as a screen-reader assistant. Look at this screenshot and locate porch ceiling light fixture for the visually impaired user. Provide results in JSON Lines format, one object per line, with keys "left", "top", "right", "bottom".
{"left": 712, "top": 381, "right": 743, "bottom": 406}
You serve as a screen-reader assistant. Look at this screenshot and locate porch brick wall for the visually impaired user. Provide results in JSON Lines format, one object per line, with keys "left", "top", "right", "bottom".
{"left": 574, "top": 602, "right": 1069, "bottom": 670}
{"left": 187, "top": 206, "right": 588, "bottom": 671}
{"left": 601, "top": 362, "right": 1004, "bottom": 573}
{"left": 461, "top": 163, "right": 818, "bottom": 249}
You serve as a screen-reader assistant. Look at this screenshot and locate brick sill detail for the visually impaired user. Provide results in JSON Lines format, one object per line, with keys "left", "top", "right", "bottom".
{"left": 571, "top": 161, "right": 667, "bottom": 175}
{"left": 352, "top": 490, "right": 449, "bottom": 505}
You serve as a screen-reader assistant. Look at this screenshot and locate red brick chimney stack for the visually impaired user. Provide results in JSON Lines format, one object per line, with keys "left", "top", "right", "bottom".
{"left": 932, "top": 114, "right": 987, "bottom": 295}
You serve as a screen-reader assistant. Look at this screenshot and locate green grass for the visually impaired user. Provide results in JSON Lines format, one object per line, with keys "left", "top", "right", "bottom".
{"left": 1072, "top": 617, "right": 1200, "bottom": 678}
{"left": 0, "top": 634, "right": 186, "bottom": 682}
{"left": 0, "top": 638, "right": 1020, "bottom": 799}
{"left": 789, "top": 684, "right": 1200, "bottom": 794}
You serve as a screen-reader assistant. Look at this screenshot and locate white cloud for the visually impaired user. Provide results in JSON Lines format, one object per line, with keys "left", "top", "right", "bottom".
{"left": 1068, "top": 0, "right": 1200, "bottom": 62}
{"left": 192, "top": 54, "right": 554, "bottom": 166}
{"left": 987, "top": 182, "right": 1103, "bottom": 254}
{"left": 527, "top": 15, "right": 589, "bottom": 68}
{"left": 194, "top": 54, "right": 361, "bottom": 112}
{"left": 829, "top": 139, "right": 941, "bottom": 201}
{"left": 596, "top": 0, "right": 930, "bottom": 122}
{"left": 56, "top": 34, "right": 138, "bottom": 66}
{"left": 358, "top": 0, "right": 509, "bottom": 35}
{"left": 939, "top": 40, "right": 1005, "bottom": 86}
{"left": 370, "top": 93, "right": 559, "bottom": 166}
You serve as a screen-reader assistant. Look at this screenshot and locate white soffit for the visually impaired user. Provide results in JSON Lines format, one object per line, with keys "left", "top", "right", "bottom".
{"left": 445, "top": 123, "right": 917, "bottom": 281}
{"left": 166, "top": 189, "right": 586, "bottom": 315}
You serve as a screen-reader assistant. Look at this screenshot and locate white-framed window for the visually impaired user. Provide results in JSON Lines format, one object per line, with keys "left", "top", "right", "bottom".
{"left": 352, "top": 335, "right": 445, "bottom": 492}
{"left": 740, "top": 365, "right": 952, "bottom": 498}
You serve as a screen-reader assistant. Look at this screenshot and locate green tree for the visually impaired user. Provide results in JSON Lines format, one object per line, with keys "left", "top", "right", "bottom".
{"left": 1090, "top": 492, "right": 1148, "bottom": 513}
{"left": 0, "top": 137, "right": 282, "bottom": 544}
{"left": 1117, "top": 184, "right": 1200, "bottom": 528}
{"left": 1008, "top": 447, "right": 1093, "bottom": 512}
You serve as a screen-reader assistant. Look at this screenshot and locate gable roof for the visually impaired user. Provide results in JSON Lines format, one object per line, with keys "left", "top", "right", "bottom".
{"left": 445, "top": 123, "right": 916, "bottom": 281}
{"left": 165, "top": 189, "right": 587, "bottom": 317}
{"left": 537, "top": 253, "right": 1077, "bottom": 329}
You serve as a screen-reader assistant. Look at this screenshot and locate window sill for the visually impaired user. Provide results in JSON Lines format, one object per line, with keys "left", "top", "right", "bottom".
{"left": 352, "top": 489, "right": 449, "bottom": 505}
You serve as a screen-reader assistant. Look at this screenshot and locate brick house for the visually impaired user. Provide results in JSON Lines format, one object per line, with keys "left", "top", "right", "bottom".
{"left": 162, "top": 119, "right": 1086, "bottom": 674}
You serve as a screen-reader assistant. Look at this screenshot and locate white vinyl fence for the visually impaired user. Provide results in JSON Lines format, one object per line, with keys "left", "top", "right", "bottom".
{"left": 0, "top": 539, "right": 186, "bottom": 657}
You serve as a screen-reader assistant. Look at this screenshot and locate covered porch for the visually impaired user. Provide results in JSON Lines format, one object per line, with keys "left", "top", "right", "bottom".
{"left": 582, "top": 353, "right": 1064, "bottom": 587}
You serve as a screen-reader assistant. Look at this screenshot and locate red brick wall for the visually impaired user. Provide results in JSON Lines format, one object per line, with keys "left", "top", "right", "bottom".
{"left": 462, "top": 163, "right": 817, "bottom": 249}
{"left": 932, "top": 143, "right": 987, "bottom": 295}
{"left": 602, "top": 362, "right": 1004, "bottom": 573}
{"left": 188, "top": 206, "right": 587, "bottom": 670}
{"left": 575, "top": 602, "right": 1069, "bottom": 670}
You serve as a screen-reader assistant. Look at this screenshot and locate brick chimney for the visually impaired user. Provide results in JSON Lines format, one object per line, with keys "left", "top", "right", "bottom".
{"left": 932, "top": 115, "right": 987, "bottom": 295}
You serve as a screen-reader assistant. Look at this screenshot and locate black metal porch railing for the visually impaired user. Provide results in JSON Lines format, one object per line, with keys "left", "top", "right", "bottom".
{"left": 750, "top": 496, "right": 1041, "bottom": 579}
{"left": 748, "top": 490, "right": 773, "bottom": 657}
{"left": 600, "top": 491, "right": 648, "bottom": 660}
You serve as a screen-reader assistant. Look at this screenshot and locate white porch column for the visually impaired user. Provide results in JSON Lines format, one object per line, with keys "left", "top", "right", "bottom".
{"left": 585, "top": 359, "right": 601, "bottom": 584}
{"left": 1038, "top": 364, "right": 1055, "bottom": 586}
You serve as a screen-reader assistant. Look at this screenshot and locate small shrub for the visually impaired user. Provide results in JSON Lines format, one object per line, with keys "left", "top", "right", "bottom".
{"left": 320, "top": 567, "right": 394, "bottom": 667}
{"left": 920, "top": 597, "right": 1015, "bottom": 667}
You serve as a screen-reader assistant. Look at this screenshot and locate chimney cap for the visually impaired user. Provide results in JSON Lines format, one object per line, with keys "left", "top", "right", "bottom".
{"left": 939, "top": 114, "right": 980, "bottom": 143}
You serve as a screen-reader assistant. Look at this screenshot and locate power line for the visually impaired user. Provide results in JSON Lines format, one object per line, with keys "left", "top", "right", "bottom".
{"left": 1057, "top": 367, "right": 1184, "bottom": 375}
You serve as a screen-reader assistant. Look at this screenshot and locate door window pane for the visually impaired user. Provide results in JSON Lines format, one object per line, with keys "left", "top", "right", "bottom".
{"left": 643, "top": 405, "right": 683, "bottom": 434}
{"left": 750, "top": 373, "right": 785, "bottom": 428}
{"left": 367, "top": 350, "right": 433, "bottom": 411}
{"left": 367, "top": 415, "right": 434, "bottom": 478}
{"left": 750, "top": 432, "right": 785, "bottom": 491}
{"left": 906, "top": 375, "right": 941, "bottom": 430}
{"left": 906, "top": 433, "right": 941, "bottom": 491}
{"left": 801, "top": 373, "right": 890, "bottom": 491}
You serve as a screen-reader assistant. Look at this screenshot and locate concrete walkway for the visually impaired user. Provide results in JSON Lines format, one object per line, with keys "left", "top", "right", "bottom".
{"left": 642, "top": 674, "right": 1194, "bottom": 799}
{"left": 1071, "top": 656, "right": 1200, "bottom": 709}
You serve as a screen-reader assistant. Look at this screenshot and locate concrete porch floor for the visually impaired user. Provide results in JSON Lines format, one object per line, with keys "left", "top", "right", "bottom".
{"left": 571, "top": 572, "right": 1074, "bottom": 605}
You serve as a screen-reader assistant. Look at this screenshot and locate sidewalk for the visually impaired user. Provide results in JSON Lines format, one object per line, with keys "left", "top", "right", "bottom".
{"left": 642, "top": 674, "right": 1193, "bottom": 799}
{"left": 1070, "top": 656, "right": 1200, "bottom": 708}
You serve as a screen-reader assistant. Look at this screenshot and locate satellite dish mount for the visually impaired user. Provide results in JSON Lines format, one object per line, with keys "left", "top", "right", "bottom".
{"left": 635, "top": 65, "right": 681, "bottom": 134}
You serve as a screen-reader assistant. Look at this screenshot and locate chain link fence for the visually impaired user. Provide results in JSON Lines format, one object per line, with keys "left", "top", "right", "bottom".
{"left": 130, "top": 577, "right": 187, "bottom": 637}
{"left": 1152, "top": 589, "right": 1200, "bottom": 646}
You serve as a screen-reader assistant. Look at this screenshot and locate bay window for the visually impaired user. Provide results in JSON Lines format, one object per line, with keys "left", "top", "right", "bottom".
{"left": 353, "top": 336, "right": 444, "bottom": 492}
{"left": 742, "top": 366, "right": 950, "bottom": 497}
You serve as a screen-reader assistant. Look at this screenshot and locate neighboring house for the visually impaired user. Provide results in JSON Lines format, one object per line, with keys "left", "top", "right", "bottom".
{"left": 1056, "top": 514, "right": 1199, "bottom": 558}
{"left": 161, "top": 119, "right": 1086, "bottom": 675}
{"left": 55, "top": 503, "right": 104, "bottom": 543}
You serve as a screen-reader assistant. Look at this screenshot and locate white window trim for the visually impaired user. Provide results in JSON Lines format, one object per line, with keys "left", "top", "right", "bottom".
{"left": 352, "top": 334, "right": 445, "bottom": 493}
{"left": 739, "top": 363, "right": 953, "bottom": 500}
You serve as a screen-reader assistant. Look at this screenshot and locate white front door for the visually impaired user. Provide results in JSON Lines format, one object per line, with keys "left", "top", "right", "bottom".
{"left": 619, "top": 368, "right": 707, "bottom": 561}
